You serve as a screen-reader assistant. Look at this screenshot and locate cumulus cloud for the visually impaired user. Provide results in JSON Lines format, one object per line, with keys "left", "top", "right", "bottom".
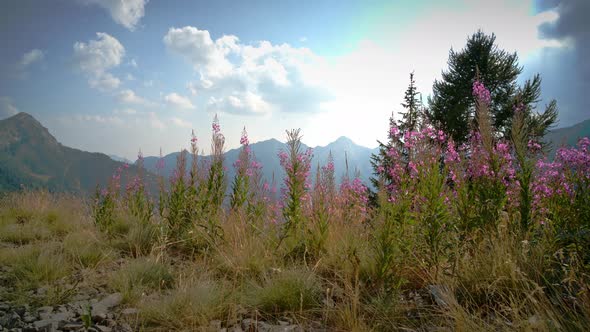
{"left": 116, "top": 89, "right": 154, "bottom": 106}
{"left": 79, "top": 0, "right": 148, "bottom": 31}
{"left": 207, "top": 92, "right": 272, "bottom": 115}
{"left": 163, "top": 26, "right": 330, "bottom": 116}
{"left": 0, "top": 97, "right": 19, "bottom": 119}
{"left": 187, "top": 81, "right": 198, "bottom": 96}
{"left": 164, "top": 92, "right": 195, "bottom": 110}
{"left": 20, "top": 49, "right": 44, "bottom": 68}
{"left": 88, "top": 72, "right": 121, "bottom": 91}
{"left": 171, "top": 117, "right": 192, "bottom": 128}
{"left": 73, "top": 32, "right": 125, "bottom": 91}
{"left": 163, "top": 26, "right": 234, "bottom": 78}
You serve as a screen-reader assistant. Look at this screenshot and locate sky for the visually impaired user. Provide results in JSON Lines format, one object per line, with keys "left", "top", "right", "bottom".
{"left": 0, "top": 0, "right": 587, "bottom": 160}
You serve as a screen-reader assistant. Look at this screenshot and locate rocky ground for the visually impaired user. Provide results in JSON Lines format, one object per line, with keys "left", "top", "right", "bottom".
{"left": 0, "top": 290, "right": 324, "bottom": 332}
{"left": 0, "top": 292, "right": 317, "bottom": 332}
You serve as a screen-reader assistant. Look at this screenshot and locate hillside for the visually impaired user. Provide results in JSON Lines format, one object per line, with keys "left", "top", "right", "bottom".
{"left": 545, "top": 118, "right": 590, "bottom": 153}
{"left": 0, "top": 113, "right": 145, "bottom": 193}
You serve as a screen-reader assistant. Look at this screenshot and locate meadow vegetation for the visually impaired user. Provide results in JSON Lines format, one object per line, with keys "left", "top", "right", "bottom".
{"left": 1, "top": 33, "right": 589, "bottom": 331}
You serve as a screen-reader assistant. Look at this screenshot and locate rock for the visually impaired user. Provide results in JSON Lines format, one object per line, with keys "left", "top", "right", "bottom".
{"left": 36, "top": 307, "right": 53, "bottom": 321}
{"left": 13, "top": 307, "right": 25, "bottom": 318}
{"left": 62, "top": 323, "right": 84, "bottom": 331}
{"left": 120, "top": 308, "right": 138, "bottom": 316}
{"left": 97, "top": 294, "right": 122, "bottom": 309}
{"left": 32, "top": 319, "right": 56, "bottom": 332}
{"left": 230, "top": 325, "right": 244, "bottom": 332}
{"left": 428, "top": 285, "right": 449, "bottom": 307}
{"left": 95, "top": 325, "right": 112, "bottom": 332}
{"left": 91, "top": 311, "right": 107, "bottom": 323}
{"left": 22, "top": 314, "right": 35, "bottom": 324}
{"left": 257, "top": 322, "right": 272, "bottom": 332}
{"left": 270, "top": 326, "right": 303, "bottom": 332}
{"left": 91, "top": 293, "right": 122, "bottom": 322}
{"left": 241, "top": 319, "right": 254, "bottom": 331}
{"left": 210, "top": 320, "right": 222, "bottom": 330}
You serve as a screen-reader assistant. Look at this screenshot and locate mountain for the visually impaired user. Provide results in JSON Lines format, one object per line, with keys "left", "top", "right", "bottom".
{"left": 142, "top": 136, "right": 378, "bottom": 188}
{"left": 109, "top": 154, "right": 132, "bottom": 164}
{"left": 545, "top": 118, "right": 590, "bottom": 153}
{"left": 0, "top": 112, "right": 146, "bottom": 193}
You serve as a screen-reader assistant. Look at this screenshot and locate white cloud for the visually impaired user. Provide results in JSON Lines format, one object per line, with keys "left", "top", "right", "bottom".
{"left": 187, "top": 81, "right": 198, "bottom": 96}
{"left": 73, "top": 32, "right": 125, "bottom": 91}
{"left": 164, "top": 92, "right": 195, "bottom": 110}
{"left": 116, "top": 89, "right": 154, "bottom": 106}
{"left": 79, "top": 114, "right": 124, "bottom": 125}
{"left": 164, "top": 26, "right": 234, "bottom": 78}
{"left": 113, "top": 108, "right": 138, "bottom": 115}
{"left": 88, "top": 72, "right": 121, "bottom": 91}
{"left": 207, "top": 92, "right": 271, "bottom": 115}
{"left": 79, "top": 0, "right": 147, "bottom": 31}
{"left": 171, "top": 117, "right": 192, "bottom": 128}
{"left": 163, "top": 26, "right": 330, "bottom": 116}
{"left": 148, "top": 111, "right": 166, "bottom": 129}
{"left": 0, "top": 97, "right": 19, "bottom": 119}
{"left": 20, "top": 49, "right": 44, "bottom": 67}
{"left": 129, "top": 58, "right": 138, "bottom": 68}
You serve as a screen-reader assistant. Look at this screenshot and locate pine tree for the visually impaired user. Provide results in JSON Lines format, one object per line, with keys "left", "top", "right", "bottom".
{"left": 428, "top": 30, "right": 557, "bottom": 144}
{"left": 398, "top": 72, "right": 422, "bottom": 133}
{"left": 370, "top": 72, "right": 424, "bottom": 193}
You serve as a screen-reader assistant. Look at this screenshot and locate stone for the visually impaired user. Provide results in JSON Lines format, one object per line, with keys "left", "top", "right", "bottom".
{"left": 230, "top": 326, "right": 244, "bottom": 332}
{"left": 62, "top": 323, "right": 84, "bottom": 331}
{"left": 36, "top": 307, "right": 53, "bottom": 321}
{"left": 95, "top": 325, "right": 112, "bottom": 332}
{"left": 22, "top": 314, "right": 35, "bottom": 324}
{"left": 269, "top": 326, "right": 302, "bottom": 332}
{"left": 120, "top": 308, "right": 138, "bottom": 316}
{"left": 428, "top": 285, "right": 449, "bottom": 307}
{"left": 256, "top": 322, "right": 272, "bottom": 332}
{"left": 241, "top": 319, "right": 255, "bottom": 331}
{"left": 96, "top": 294, "right": 122, "bottom": 309}
{"left": 210, "top": 320, "right": 222, "bottom": 330}
{"left": 32, "top": 319, "right": 55, "bottom": 332}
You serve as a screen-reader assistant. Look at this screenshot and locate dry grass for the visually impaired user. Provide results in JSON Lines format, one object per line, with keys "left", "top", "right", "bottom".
{"left": 0, "top": 190, "right": 589, "bottom": 331}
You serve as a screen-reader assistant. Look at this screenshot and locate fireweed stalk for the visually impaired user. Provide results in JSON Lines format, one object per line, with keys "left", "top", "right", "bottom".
{"left": 202, "top": 114, "right": 226, "bottom": 240}
{"left": 309, "top": 153, "right": 336, "bottom": 256}
{"left": 125, "top": 150, "right": 154, "bottom": 225}
{"left": 278, "top": 129, "right": 313, "bottom": 253}
{"left": 229, "top": 127, "right": 268, "bottom": 226}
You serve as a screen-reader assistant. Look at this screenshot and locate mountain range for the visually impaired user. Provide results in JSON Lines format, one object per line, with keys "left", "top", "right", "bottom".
{"left": 141, "top": 136, "right": 377, "bottom": 188}
{"left": 0, "top": 112, "right": 589, "bottom": 194}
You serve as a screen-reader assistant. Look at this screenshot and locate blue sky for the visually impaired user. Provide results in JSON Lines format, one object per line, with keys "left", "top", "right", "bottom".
{"left": 0, "top": 0, "right": 586, "bottom": 159}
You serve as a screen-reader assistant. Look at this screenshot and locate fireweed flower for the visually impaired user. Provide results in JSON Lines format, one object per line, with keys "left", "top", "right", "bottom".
{"left": 472, "top": 80, "right": 491, "bottom": 105}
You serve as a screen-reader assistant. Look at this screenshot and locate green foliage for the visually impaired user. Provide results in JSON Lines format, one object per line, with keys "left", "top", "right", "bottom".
{"left": 248, "top": 269, "right": 322, "bottom": 313}
{"left": 109, "top": 258, "right": 174, "bottom": 303}
{"left": 398, "top": 71, "right": 423, "bottom": 133}
{"left": 91, "top": 186, "right": 117, "bottom": 235}
{"left": 428, "top": 30, "right": 557, "bottom": 144}
{"left": 139, "top": 279, "right": 228, "bottom": 330}
{"left": 369, "top": 188, "right": 411, "bottom": 295}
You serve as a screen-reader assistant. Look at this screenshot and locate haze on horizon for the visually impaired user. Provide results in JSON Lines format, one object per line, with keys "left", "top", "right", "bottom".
{"left": 0, "top": 0, "right": 588, "bottom": 160}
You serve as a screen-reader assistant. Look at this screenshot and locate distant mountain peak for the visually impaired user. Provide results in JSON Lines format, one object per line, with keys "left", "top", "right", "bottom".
{"left": 0, "top": 112, "right": 58, "bottom": 148}
{"left": 333, "top": 136, "right": 354, "bottom": 144}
